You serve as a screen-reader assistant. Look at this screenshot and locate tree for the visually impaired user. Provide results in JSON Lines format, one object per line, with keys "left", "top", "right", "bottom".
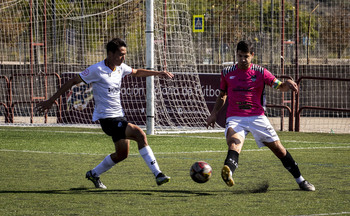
{"left": 0, "top": 1, "right": 29, "bottom": 47}
{"left": 320, "top": 3, "right": 350, "bottom": 58}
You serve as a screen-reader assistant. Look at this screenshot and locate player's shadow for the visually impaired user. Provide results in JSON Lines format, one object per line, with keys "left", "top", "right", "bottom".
{"left": 0, "top": 185, "right": 274, "bottom": 196}
{"left": 0, "top": 180, "right": 273, "bottom": 196}
{"left": 0, "top": 188, "right": 215, "bottom": 197}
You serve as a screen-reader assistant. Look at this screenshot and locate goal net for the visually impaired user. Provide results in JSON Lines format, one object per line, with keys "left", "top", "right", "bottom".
{"left": 1, "top": 0, "right": 349, "bottom": 134}
{"left": 0, "top": 0, "right": 211, "bottom": 132}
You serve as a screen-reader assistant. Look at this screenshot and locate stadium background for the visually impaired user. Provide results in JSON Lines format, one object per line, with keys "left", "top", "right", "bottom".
{"left": 0, "top": 0, "right": 349, "bottom": 133}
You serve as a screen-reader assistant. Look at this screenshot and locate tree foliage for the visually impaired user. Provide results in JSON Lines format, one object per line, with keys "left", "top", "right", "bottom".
{"left": 320, "top": 3, "right": 350, "bottom": 58}
{"left": 0, "top": 0, "right": 29, "bottom": 47}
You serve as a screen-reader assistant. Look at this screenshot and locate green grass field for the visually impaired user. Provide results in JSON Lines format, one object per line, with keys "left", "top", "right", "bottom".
{"left": 1, "top": 126, "right": 350, "bottom": 215}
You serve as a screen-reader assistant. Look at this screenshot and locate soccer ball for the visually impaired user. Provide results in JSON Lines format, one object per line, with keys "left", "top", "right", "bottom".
{"left": 190, "top": 161, "right": 212, "bottom": 183}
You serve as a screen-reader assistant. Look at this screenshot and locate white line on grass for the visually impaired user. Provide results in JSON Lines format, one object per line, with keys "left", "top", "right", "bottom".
{"left": 291, "top": 212, "right": 350, "bottom": 216}
{"left": 0, "top": 149, "right": 105, "bottom": 156}
{"left": 161, "top": 146, "right": 350, "bottom": 155}
{"left": 1, "top": 128, "right": 350, "bottom": 145}
{"left": 1, "top": 146, "right": 350, "bottom": 156}
{"left": 0, "top": 128, "right": 105, "bottom": 135}
{"left": 157, "top": 135, "right": 350, "bottom": 145}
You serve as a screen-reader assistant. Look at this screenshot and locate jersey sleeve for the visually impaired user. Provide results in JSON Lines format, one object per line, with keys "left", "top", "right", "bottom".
{"left": 264, "top": 68, "right": 282, "bottom": 89}
{"left": 79, "top": 65, "right": 100, "bottom": 84}
{"left": 219, "top": 71, "right": 227, "bottom": 92}
{"left": 121, "top": 63, "right": 133, "bottom": 78}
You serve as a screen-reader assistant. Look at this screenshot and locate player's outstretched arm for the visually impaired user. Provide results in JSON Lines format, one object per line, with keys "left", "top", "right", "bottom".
{"left": 131, "top": 69, "right": 174, "bottom": 79}
{"left": 36, "top": 75, "right": 83, "bottom": 114}
{"left": 206, "top": 90, "right": 227, "bottom": 128}
{"left": 278, "top": 79, "right": 298, "bottom": 93}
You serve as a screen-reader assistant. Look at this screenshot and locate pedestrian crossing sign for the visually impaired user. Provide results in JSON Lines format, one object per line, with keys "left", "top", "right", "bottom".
{"left": 193, "top": 15, "right": 204, "bottom": 32}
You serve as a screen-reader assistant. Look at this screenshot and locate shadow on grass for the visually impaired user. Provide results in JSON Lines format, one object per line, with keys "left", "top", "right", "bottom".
{"left": 0, "top": 180, "right": 272, "bottom": 196}
{"left": 0, "top": 184, "right": 271, "bottom": 196}
{"left": 0, "top": 188, "right": 215, "bottom": 196}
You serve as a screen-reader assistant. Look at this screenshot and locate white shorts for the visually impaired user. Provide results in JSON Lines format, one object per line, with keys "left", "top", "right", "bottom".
{"left": 225, "top": 115, "right": 280, "bottom": 148}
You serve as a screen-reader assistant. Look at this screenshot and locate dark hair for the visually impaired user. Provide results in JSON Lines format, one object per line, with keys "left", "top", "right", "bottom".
{"left": 106, "top": 38, "right": 127, "bottom": 54}
{"left": 237, "top": 40, "right": 254, "bottom": 54}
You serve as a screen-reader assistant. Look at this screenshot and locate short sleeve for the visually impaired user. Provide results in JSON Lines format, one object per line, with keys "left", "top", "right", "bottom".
{"left": 79, "top": 66, "right": 100, "bottom": 84}
{"left": 263, "top": 68, "right": 281, "bottom": 89}
{"left": 220, "top": 71, "right": 227, "bottom": 92}
{"left": 121, "top": 63, "right": 133, "bottom": 78}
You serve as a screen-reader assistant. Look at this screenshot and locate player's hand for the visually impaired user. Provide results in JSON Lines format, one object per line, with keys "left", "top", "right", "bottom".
{"left": 36, "top": 99, "right": 54, "bottom": 114}
{"left": 206, "top": 114, "right": 217, "bottom": 129}
{"left": 286, "top": 79, "right": 298, "bottom": 94}
{"left": 159, "top": 71, "right": 174, "bottom": 79}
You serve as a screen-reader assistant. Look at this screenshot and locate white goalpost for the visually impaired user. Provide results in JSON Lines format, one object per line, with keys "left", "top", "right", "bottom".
{"left": 146, "top": 0, "right": 155, "bottom": 135}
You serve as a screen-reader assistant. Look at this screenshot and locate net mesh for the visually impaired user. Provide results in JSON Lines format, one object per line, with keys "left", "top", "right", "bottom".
{"left": 152, "top": 0, "right": 210, "bottom": 129}
{"left": 0, "top": 0, "right": 349, "bottom": 133}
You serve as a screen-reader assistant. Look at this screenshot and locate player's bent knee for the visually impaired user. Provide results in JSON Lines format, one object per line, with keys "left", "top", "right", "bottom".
{"left": 126, "top": 124, "right": 148, "bottom": 145}
{"left": 135, "top": 127, "right": 147, "bottom": 142}
{"left": 110, "top": 151, "right": 128, "bottom": 163}
{"left": 264, "top": 141, "right": 286, "bottom": 158}
{"left": 118, "top": 152, "right": 128, "bottom": 161}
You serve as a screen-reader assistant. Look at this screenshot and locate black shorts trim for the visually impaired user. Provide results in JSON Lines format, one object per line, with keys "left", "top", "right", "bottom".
{"left": 99, "top": 117, "right": 128, "bottom": 142}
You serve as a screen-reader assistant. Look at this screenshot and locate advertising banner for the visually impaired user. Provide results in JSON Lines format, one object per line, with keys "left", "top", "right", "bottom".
{"left": 61, "top": 73, "right": 224, "bottom": 126}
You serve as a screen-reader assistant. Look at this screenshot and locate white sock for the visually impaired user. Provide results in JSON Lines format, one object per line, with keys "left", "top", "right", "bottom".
{"left": 139, "top": 146, "right": 161, "bottom": 177}
{"left": 92, "top": 154, "right": 116, "bottom": 177}
{"left": 295, "top": 176, "right": 305, "bottom": 184}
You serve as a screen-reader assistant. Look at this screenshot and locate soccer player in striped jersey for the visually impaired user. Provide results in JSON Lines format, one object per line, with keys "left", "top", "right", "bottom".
{"left": 36, "top": 38, "right": 173, "bottom": 188}
{"left": 206, "top": 40, "right": 315, "bottom": 191}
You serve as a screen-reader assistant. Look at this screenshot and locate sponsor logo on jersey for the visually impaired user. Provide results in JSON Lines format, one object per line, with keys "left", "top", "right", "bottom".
{"left": 108, "top": 85, "right": 120, "bottom": 94}
{"left": 236, "top": 101, "right": 253, "bottom": 110}
{"left": 251, "top": 75, "right": 257, "bottom": 82}
{"left": 233, "top": 87, "right": 252, "bottom": 92}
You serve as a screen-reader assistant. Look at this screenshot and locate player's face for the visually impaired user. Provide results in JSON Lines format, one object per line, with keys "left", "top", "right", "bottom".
{"left": 237, "top": 50, "right": 254, "bottom": 70}
{"left": 112, "top": 46, "right": 127, "bottom": 66}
